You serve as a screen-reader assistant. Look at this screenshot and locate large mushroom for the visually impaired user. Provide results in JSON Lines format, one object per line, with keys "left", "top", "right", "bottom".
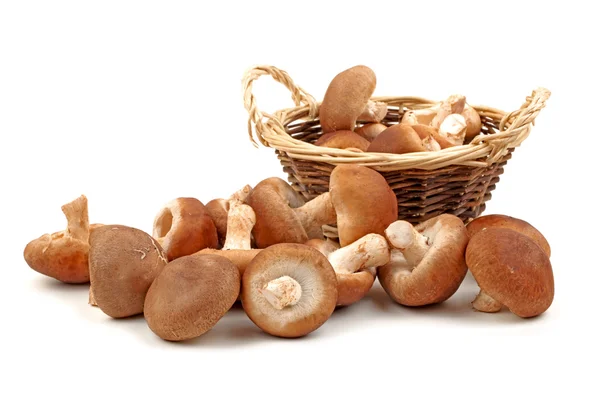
{"left": 89, "top": 224, "right": 168, "bottom": 318}
{"left": 24, "top": 195, "right": 93, "bottom": 284}
{"left": 466, "top": 214, "right": 551, "bottom": 256}
{"left": 144, "top": 253, "right": 240, "bottom": 341}
{"left": 245, "top": 177, "right": 336, "bottom": 248}
{"left": 152, "top": 197, "right": 218, "bottom": 261}
{"left": 329, "top": 165, "right": 398, "bottom": 247}
{"left": 307, "top": 234, "right": 390, "bottom": 306}
{"left": 319, "top": 65, "right": 380, "bottom": 133}
{"left": 241, "top": 243, "right": 338, "bottom": 338}
{"left": 466, "top": 227, "right": 554, "bottom": 317}
{"left": 367, "top": 124, "right": 440, "bottom": 154}
{"left": 378, "top": 214, "right": 470, "bottom": 306}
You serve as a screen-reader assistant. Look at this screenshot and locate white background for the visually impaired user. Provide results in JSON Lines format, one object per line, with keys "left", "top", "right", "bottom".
{"left": 1, "top": 1, "right": 598, "bottom": 399}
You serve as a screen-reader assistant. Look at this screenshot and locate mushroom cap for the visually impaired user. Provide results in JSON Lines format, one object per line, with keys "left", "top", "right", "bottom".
{"left": 378, "top": 214, "right": 469, "bottom": 306}
{"left": 89, "top": 224, "right": 168, "bottom": 318}
{"left": 24, "top": 231, "right": 90, "bottom": 283}
{"left": 241, "top": 243, "right": 338, "bottom": 338}
{"left": 314, "top": 130, "right": 370, "bottom": 151}
{"left": 336, "top": 269, "right": 376, "bottom": 307}
{"left": 153, "top": 197, "right": 218, "bottom": 261}
{"left": 462, "top": 104, "right": 482, "bottom": 141}
{"left": 320, "top": 65, "right": 377, "bottom": 133}
{"left": 355, "top": 123, "right": 388, "bottom": 142}
{"left": 144, "top": 254, "right": 240, "bottom": 341}
{"left": 367, "top": 124, "right": 427, "bottom": 154}
{"left": 330, "top": 165, "right": 398, "bottom": 247}
{"left": 245, "top": 177, "right": 308, "bottom": 248}
{"left": 205, "top": 198, "right": 229, "bottom": 247}
{"left": 195, "top": 248, "right": 261, "bottom": 276}
{"left": 466, "top": 228, "right": 554, "bottom": 318}
{"left": 466, "top": 214, "right": 551, "bottom": 257}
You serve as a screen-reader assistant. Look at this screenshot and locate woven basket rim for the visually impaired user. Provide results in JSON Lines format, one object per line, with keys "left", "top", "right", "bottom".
{"left": 242, "top": 65, "right": 551, "bottom": 171}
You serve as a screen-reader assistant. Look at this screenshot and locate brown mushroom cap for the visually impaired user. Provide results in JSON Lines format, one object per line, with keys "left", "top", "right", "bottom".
{"left": 320, "top": 65, "right": 377, "bottom": 133}
{"left": 463, "top": 104, "right": 482, "bottom": 142}
{"left": 241, "top": 244, "right": 338, "bottom": 338}
{"left": 367, "top": 124, "right": 428, "bottom": 154}
{"left": 355, "top": 123, "right": 388, "bottom": 142}
{"left": 144, "top": 254, "right": 240, "bottom": 341}
{"left": 23, "top": 195, "right": 92, "bottom": 284}
{"left": 205, "top": 198, "right": 229, "bottom": 247}
{"left": 378, "top": 214, "right": 469, "bottom": 306}
{"left": 89, "top": 224, "right": 168, "bottom": 318}
{"left": 195, "top": 248, "right": 261, "bottom": 277}
{"left": 466, "top": 228, "right": 554, "bottom": 318}
{"left": 466, "top": 214, "right": 551, "bottom": 257}
{"left": 315, "top": 130, "right": 370, "bottom": 151}
{"left": 153, "top": 197, "right": 218, "bottom": 261}
{"left": 336, "top": 270, "right": 376, "bottom": 307}
{"left": 330, "top": 165, "right": 398, "bottom": 247}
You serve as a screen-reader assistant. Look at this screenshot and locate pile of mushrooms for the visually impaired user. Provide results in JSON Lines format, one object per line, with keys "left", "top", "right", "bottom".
{"left": 316, "top": 65, "right": 483, "bottom": 154}
{"left": 21, "top": 65, "right": 554, "bottom": 343}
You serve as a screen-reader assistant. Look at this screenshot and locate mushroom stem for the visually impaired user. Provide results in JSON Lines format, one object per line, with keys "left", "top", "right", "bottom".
{"left": 230, "top": 184, "right": 253, "bottom": 202}
{"left": 61, "top": 195, "right": 90, "bottom": 242}
{"left": 222, "top": 200, "right": 256, "bottom": 250}
{"left": 328, "top": 233, "right": 390, "bottom": 274}
{"left": 472, "top": 290, "right": 503, "bottom": 313}
{"left": 259, "top": 276, "right": 302, "bottom": 310}
{"left": 439, "top": 114, "right": 467, "bottom": 146}
{"left": 293, "top": 192, "right": 337, "bottom": 239}
{"left": 385, "top": 221, "right": 430, "bottom": 266}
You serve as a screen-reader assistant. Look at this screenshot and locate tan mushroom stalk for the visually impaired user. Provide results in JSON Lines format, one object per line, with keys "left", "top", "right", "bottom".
{"left": 89, "top": 224, "right": 168, "bottom": 318}
{"left": 320, "top": 65, "right": 377, "bottom": 133}
{"left": 246, "top": 177, "right": 336, "bottom": 248}
{"left": 329, "top": 165, "right": 398, "bottom": 247}
{"left": 23, "top": 195, "right": 92, "bottom": 284}
{"left": 222, "top": 200, "right": 256, "bottom": 250}
{"left": 377, "top": 214, "right": 470, "bottom": 306}
{"left": 466, "top": 227, "right": 554, "bottom": 318}
{"left": 152, "top": 197, "right": 218, "bottom": 261}
{"left": 205, "top": 185, "right": 252, "bottom": 248}
{"left": 241, "top": 244, "right": 338, "bottom": 338}
{"left": 144, "top": 254, "right": 240, "bottom": 341}
{"left": 315, "top": 130, "right": 370, "bottom": 151}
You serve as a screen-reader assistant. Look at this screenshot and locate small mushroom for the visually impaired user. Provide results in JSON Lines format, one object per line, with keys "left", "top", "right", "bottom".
{"left": 241, "top": 243, "right": 338, "bottom": 338}
{"left": 355, "top": 123, "right": 388, "bottom": 142}
{"left": 378, "top": 214, "right": 470, "bottom": 306}
{"left": 144, "top": 254, "right": 240, "bottom": 341}
{"left": 320, "top": 65, "right": 377, "bottom": 133}
{"left": 23, "top": 195, "right": 92, "bottom": 284}
{"left": 466, "top": 227, "right": 554, "bottom": 317}
{"left": 315, "top": 130, "right": 370, "bottom": 151}
{"left": 89, "top": 224, "right": 168, "bottom": 318}
{"left": 466, "top": 214, "right": 551, "bottom": 256}
{"left": 329, "top": 165, "right": 398, "bottom": 247}
{"left": 246, "top": 178, "right": 336, "bottom": 248}
{"left": 309, "top": 234, "right": 390, "bottom": 306}
{"left": 367, "top": 124, "right": 438, "bottom": 154}
{"left": 438, "top": 114, "right": 467, "bottom": 146}
{"left": 462, "top": 104, "right": 482, "bottom": 142}
{"left": 430, "top": 94, "right": 466, "bottom": 129}
{"left": 205, "top": 185, "right": 253, "bottom": 248}
{"left": 152, "top": 197, "right": 218, "bottom": 261}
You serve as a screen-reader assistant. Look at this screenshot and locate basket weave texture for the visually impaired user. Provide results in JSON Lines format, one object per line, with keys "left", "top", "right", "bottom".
{"left": 242, "top": 65, "right": 550, "bottom": 226}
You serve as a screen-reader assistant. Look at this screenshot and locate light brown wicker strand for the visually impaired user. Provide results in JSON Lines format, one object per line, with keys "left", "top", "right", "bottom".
{"left": 242, "top": 66, "right": 551, "bottom": 171}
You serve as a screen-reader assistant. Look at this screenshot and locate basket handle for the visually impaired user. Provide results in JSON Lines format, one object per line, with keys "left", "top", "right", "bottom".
{"left": 242, "top": 65, "right": 318, "bottom": 147}
{"left": 470, "top": 87, "right": 551, "bottom": 156}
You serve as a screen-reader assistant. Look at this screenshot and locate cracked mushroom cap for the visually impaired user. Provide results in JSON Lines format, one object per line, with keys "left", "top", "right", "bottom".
{"left": 378, "top": 214, "right": 469, "bottom": 306}
{"left": 330, "top": 165, "right": 398, "bottom": 247}
{"left": 245, "top": 177, "right": 308, "bottom": 248}
{"left": 89, "top": 224, "right": 168, "bottom": 318}
{"left": 466, "top": 227, "right": 554, "bottom": 318}
{"left": 144, "top": 254, "right": 240, "bottom": 341}
{"left": 153, "top": 197, "right": 218, "bottom": 261}
{"left": 319, "top": 65, "right": 377, "bottom": 133}
{"left": 241, "top": 244, "right": 338, "bottom": 338}
{"left": 466, "top": 214, "right": 551, "bottom": 257}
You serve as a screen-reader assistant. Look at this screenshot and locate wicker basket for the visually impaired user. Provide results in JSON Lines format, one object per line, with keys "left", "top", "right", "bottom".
{"left": 242, "top": 65, "right": 550, "bottom": 230}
